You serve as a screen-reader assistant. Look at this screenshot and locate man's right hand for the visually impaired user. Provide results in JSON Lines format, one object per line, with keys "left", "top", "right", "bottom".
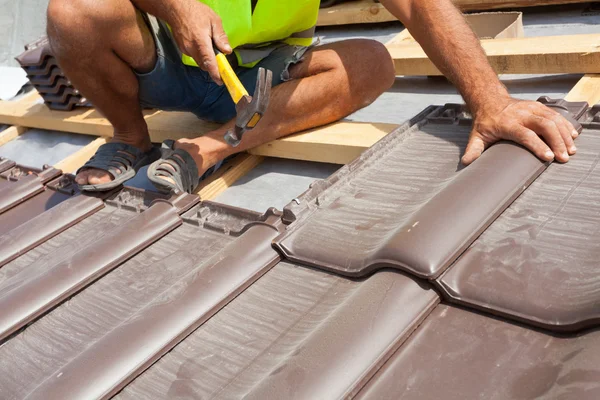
{"left": 166, "top": 0, "right": 232, "bottom": 85}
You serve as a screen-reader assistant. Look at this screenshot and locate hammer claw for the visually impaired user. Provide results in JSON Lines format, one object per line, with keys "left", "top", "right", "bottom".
{"left": 262, "top": 69, "right": 272, "bottom": 108}
{"left": 223, "top": 66, "right": 273, "bottom": 147}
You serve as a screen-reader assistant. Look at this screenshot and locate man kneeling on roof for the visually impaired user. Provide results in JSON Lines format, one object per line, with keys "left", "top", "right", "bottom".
{"left": 46, "top": 0, "right": 579, "bottom": 193}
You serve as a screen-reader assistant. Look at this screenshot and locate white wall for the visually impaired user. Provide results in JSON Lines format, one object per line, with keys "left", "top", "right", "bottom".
{"left": 0, "top": 0, "right": 49, "bottom": 66}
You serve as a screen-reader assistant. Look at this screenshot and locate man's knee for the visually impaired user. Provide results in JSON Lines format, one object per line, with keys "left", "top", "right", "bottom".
{"left": 350, "top": 39, "right": 395, "bottom": 94}
{"left": 47, "top": 0, "right": 129, "bottom": 46}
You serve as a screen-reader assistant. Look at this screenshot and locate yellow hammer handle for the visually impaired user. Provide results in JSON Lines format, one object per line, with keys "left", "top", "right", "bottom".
{"left": 216, "top": 53, "right": 248, "bottom": 104}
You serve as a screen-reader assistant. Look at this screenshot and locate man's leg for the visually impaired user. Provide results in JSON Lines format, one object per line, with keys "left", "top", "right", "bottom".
{"left": 171, "top": 39, "right": 395, "bottom": 179}
{"left": 47, "top": 0, "right": 156, "bottom": 185}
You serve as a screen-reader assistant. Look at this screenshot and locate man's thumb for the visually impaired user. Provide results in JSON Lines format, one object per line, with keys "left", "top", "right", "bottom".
{"left": 212, "top": 22, "right": 232, "bottom": 53}
{"left": 461, "top": 133, "right": 485, "bottom": 166}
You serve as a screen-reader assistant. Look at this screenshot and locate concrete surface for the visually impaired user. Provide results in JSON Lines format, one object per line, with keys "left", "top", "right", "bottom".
{"left": 0, "top": 3, "right": 599, "bottom": 212}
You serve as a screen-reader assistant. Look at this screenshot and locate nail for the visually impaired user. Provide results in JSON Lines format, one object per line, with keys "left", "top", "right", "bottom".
{"left": 562, "top": 152, "right": 569, "bottom": 161}
{"left": 570, "top": 145, "right": 577, "bottom": 153}
{"left": 572, "top": 129, "right": 579, "bottom": 138}
{"left": 545, "top": 150, "right": 555, "bottom": 160}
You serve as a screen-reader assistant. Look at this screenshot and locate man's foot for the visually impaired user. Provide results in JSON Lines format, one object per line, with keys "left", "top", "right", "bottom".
{"left": 148, "top": 139, "right": 223, "bottom": 194}
{"left": 75, "top": 137, "right": 153, "bottom": 187}
{"left": 75, "top": 138, "right": 160, "bottom": 192}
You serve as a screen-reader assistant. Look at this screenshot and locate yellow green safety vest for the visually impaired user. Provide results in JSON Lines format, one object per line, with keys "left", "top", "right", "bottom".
{"left": 182, "top": 0, "right": 319, "bottom": 68}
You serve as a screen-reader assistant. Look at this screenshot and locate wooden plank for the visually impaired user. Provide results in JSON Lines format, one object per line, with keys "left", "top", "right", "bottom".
{"left": 318, "top": 0, "right": 396, "bottom": 26}
{"left": 0, "top": 94, "right": 399, "bottom": 165}
{"left": 385, "top": 11, "right": 524, "bottom": 46}
{"left": 252, "top": 74, "right": 600, "bottom": 164}
{"left": 0, "top": 125, "right": 27, "bottom": 147}
{"left": 565, "top": 74, "right": 600, "bottom": 105}
{"left": 385, "top": 28, "right": 415, "bottom": 46}
{"left": 317, "top": 0, "right": 589, "bottom": 26}
{"left": 54, "top": 137, "right": 109, "bottom": 173}
{"left": 453, "top": 0, "right": 589, "bottom": 11}
{"left": 248, "top": 121, "right": 398, "bottom": 164}
{"left": 388, "top": 33, "right": 600, "bottom": 76}
{"left": 196, "top": 153, "right": 264, "bottom": 200}
{"left": 0, "top": 92, "right": 220, "bottom": 142}
{"left": 0, "top": 93, "right": 397, "bottom": 155}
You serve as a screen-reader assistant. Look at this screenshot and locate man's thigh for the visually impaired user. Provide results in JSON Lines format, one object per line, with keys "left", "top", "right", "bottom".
{"left": 135, "top": 14, "right": 215, "bottom": 114}
{"left": 136, "top": 14, "right": 314, "bottom": 124}
{"left": 192, "top": 44, "right": 313, "bottom": 123}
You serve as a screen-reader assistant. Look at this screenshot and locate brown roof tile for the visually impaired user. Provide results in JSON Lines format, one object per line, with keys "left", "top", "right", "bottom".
{"left": 0, "top": 188, "right": 282, "bottom": 399}
{"left": 15, "top": 36, "right": 89, "bottom": 111}
{"left": 356, "top": 305, "right": 600, "bottom": 400}
{"left": 0, "top": 164, "right": 62, "bottom": 215}
{"left": 0, "top": 98, "right": 597, "bottom": 398}
{"left": 275, "top": 104, "right": 550, "bottom": 279}
{"left": 117, "top": 265, "right": 438, "bottom": 400}
{"left": 438, "top": 118, "right": 600, "bottom": 332}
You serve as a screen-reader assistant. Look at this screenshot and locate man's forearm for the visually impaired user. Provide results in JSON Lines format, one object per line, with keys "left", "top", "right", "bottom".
{"left": 382, "top": 0, "right": 509, "bottom": 116}
{"left": 130, "top": 0, "right": 190, "bottom": 26}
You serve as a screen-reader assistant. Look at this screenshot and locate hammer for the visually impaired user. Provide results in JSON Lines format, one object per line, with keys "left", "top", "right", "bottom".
{"left": 215, "top": 52, "right": 272, "bottom": 147}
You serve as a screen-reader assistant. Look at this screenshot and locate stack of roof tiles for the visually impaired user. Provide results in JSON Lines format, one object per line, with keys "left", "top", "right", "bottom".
{"left": 15, "top": 36, "right": 89, "bottom": 111}
{"left": 0, "top": 98, "right": 599, "bottom": 399}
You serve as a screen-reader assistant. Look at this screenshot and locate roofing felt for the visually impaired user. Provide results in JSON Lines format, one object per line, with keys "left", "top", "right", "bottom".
{"left": 0, "top": 99, "right": 599, "bottom": 399}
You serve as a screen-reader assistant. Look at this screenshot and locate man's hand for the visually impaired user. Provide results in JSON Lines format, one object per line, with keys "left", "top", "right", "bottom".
{"left": 161, "top": 0, "right": 231, "bottom": 84}
{"left": 462, "top": 97, "right": 579, "bottom": 165}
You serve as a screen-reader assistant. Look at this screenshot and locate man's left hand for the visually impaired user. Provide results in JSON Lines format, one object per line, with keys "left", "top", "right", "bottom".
{"left": 462, "top": 97, "right": 579, "bottom": 165}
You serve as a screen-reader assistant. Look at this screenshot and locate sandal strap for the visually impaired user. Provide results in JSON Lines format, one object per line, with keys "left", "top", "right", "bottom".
{"left": 76, "top": 142, "right": 147, "bottom": 178}
{"left": 150, "top": 146, "right": 199, "bottom": 193}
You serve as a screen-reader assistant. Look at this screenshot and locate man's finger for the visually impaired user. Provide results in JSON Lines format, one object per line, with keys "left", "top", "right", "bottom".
{"left": 525, "top": 115, "right": 569, "bottom": 163}
{"left": 461, "top": 132, "right": 486, "bottom": 166}
{"left": 511, "top": 125, "right": 555, "bottom": 162}
{"left": 549, "top": 112, "right": 577, "bottom": 155}
{"left": 211, "top": 20, "right": 232, "bottom": 54}
{"left": 192, "top": 35, "right": 222, "bottom": 85}
{"left": 537, "top": 107, "right": 577, "bottom": 155}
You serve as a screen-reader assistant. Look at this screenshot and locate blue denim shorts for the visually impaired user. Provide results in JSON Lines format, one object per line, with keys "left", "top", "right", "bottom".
{"left": 136, "top": 15, "right": 310, "bottom": 123}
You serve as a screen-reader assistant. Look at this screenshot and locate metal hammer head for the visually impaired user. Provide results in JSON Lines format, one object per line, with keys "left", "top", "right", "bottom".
{"left": 224, "top": 67, "right": 272, "bottom": 147}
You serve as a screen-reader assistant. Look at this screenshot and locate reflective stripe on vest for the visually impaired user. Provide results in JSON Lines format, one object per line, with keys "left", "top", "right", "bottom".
{"left": 181, "top": 0, "right": 319, "bottom": 68}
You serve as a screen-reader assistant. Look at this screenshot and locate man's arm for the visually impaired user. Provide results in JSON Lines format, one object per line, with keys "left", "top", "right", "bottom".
{"left": 131, "top": 0, "right": 231, "bottom": 84}
{"left": 381, "top": 0, "right": 578, "bottom": 164}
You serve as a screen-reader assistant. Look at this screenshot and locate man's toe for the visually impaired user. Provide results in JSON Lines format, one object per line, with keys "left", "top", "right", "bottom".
{"left": 75, "top": 170, "right": 90, "bottom": 185}
{"left": 87, "top": 169, "right": 114, "bottom": 185}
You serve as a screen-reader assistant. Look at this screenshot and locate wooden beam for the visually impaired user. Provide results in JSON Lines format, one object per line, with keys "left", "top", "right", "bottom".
{"left": 317, "top": 0, "right": 589, "bottom": 26}
{"left": 0, "top": 92, "right": 220, "bottom": 142}
{"left": 0, "top": 125, "right": 27, "bottom": 147}
{"left": 54, "top": 137, "right": 109, "bottom": 173}
{"left": 196, "top": 153, "right": 264, "bottom": 200}
{"left": 248, "top": 121, "right": 398, "bottom": 164}
{"left": 251, "top": 74, "right": 600, "bottom": 164}
{"left": 386, "top": 28, "right": 414, "bottom": 46}
{"left": 452, "top": 0, "right": 589, "bottom": 11}
{"left": 385, "top": 11, "right": 524, "bottom": 47}
{"left": 565, "top": 74, "right": 600, "bottom": 105}
{"left": 0, "top": 93, "right": 397, "bottom": 156}
{"left": 388, "top": 33, "right": 600, "bottom": 76}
